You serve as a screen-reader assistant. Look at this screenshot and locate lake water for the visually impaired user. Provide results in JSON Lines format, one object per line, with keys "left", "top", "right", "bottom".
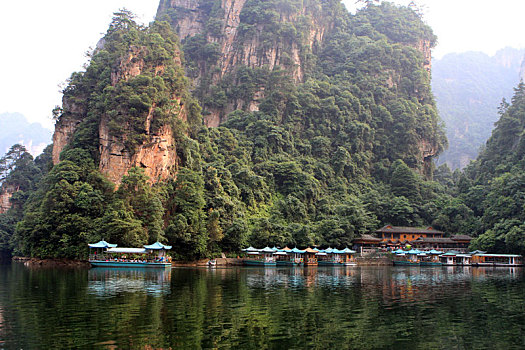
{"left": 1, "top": 264, "right": 524, "bottom": 349}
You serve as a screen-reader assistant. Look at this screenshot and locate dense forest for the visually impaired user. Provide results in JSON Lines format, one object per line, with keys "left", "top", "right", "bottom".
{"left": 1, "top": 1, "right": 522, "bottom": 260}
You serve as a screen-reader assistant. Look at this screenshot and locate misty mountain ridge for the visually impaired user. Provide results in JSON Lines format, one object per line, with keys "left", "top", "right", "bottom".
{"left": 0, "top": 112, "right": 52, "bottom": 156}
{"left": 433, "top": 47, "right": 525, "bottom": 169}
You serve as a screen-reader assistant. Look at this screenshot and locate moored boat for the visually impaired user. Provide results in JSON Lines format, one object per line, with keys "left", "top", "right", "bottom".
{"left": 276, "top": 247, "right": 302, "bottom": 266}
{"left": 471, "top": 254, "right": 523, "bottom": 267}
{"left": 419, "top": 250, "right": 443, "bottom": 266}
{"left": 303, "top": 247, "right": 319, "bottom": 266}
{"left": 243, "top": 246, "right": 277, "bottom": 266}
{"left": 88, "top": 241, "right": 172, "bottom": 268}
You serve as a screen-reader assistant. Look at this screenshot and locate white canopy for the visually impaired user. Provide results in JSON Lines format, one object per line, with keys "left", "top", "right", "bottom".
{"left": 106, "top": 247, "right": 147, "bottom": 254}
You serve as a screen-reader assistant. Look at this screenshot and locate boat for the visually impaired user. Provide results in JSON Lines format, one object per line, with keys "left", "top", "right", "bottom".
{"left": 471, "top": 253, "right": 523, "bottom": 267}
{"left": 341, "top": 247, "right": 357, "bottom": 266}
{"left": 243, "top": 246, "right": 277, "bottom": 266}
{"left": 393, "top": 259, "right": 420, "bottom": 266}
{"left": 303, "top": 247, "right": 319, "bottom": 266}
{"left": 88, "top": 241, "right": 172, "bottom": 268}
{"left": 393, "top": 249, "right": 421, "bottom": 266}
{"left": 275, "top": 247, "right": 302, "bottom": 266}
{"left": 317, "top": 248, "right": 357, "bottom": 266}
{"left": 439, "top": 251, "right": 472, "bottom": 266}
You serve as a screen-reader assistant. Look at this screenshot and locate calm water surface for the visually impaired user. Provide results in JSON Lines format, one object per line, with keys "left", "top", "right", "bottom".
{"left": 1, "top": 264, "right": 524, "bottom": 349}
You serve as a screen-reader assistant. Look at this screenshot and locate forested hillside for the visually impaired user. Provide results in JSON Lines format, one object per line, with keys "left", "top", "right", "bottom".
{"left": 0, "top": 1, "right": 456, "bottom": 260}
{"left": 433, "top": 48, "right": 525, "bottom": 169}
{"left": 448, "top": 83, "right": 525, "bottom": 255}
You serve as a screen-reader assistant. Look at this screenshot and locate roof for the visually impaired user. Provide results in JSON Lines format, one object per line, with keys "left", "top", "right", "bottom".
{"left": 144, "top": 242, "right": 172, "bottom": 250}
{"left": 375, "top": 225, "right": 444, "bottom": 235}
{"left": 451, "top": 235, "right": 473, "bottom": 241}
{"left": 474, "top": 254, "right": 522, "bottom": 258}
{"left": 88, "top": 240, "right": 117, "bottom": 248}
{"left": 413, "top": 237, "right": 457, "bottom": 244}
{"left": 242, "top": 246, "right": 258, "bottom": 252}
{"left": 260, "top": 247, "right": 275, "bottom": 253}
{"left": 291, "top": 248, "right": 305, "bottom": 254}
{"left": 353, "top": 234, "right": 382, "bottom": 243}
{"left": 107, "top": 247, "right": 147, "bottom": 254}
{"left": 439, "top": 250, "right": 462, "bottom": 256}
{"left": 304, "top": 247, "right": 319, "bottom": 253}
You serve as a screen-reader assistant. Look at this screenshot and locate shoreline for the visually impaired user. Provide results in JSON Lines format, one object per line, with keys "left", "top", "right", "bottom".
{"left": 12, "top": 256, "right": 91, "bottom": 268}
{"left": 11, "top": 256, "right": 397, "bottom": 268}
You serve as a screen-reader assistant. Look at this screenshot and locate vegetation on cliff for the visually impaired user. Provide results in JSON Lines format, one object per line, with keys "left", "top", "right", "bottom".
{"left": 0, "top": 2, "right": 460, "bottom": 260}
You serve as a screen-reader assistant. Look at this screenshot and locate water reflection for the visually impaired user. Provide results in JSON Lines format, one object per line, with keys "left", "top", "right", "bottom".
{"left": 1, "top": 264, "right": 524, "bottom": 349}
{"left": 87, "top": 267, "right": 172, "bottom": 297}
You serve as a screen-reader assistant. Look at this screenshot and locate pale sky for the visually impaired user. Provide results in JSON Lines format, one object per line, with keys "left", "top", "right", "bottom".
{"left": 1, "top": 0, "right": 525, "bottom": 130}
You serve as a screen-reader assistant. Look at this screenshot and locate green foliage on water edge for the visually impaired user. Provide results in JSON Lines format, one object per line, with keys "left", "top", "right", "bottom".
{"left": 0, "top": 2, "right": 460, "bottom": 259}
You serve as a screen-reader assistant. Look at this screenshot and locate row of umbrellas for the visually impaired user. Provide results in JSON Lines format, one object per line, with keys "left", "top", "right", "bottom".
{"left": 393, "top": 249, "right": 444, "bottom": 255}
{"left": 242, "top": 246, "right": 356, "bottom": 254}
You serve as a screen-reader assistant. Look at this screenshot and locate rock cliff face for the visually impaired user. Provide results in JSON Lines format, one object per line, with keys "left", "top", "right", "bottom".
{"left": 52, "top": 33, "right": 187, "bottom": 185}
{"left": 96, "top": 46, "right": 186, "bottom": 185}
{"left": 98, "top": 109, "right": 183, "bottom": 185}
{"left": 418, "top": 139, "right": 438, "bottom": 176}
{"left": 52, "top": 95, "right": 85, "bottom": 164}
{"left": 415, "top": 39, "right": 432, "bottom": 76}
{"left": 0, "top": 185, "right": 15, "bottom": 214}
{"left": 157, "top": 0, "right": 334, "bottom": 126}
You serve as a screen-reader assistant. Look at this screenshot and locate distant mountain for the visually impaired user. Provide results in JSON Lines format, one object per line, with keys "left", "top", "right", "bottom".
{"left": 432, "top": 47, "right": 525, "bottom": 169}
{"left": 0, "top": 112, "right": 52, "bottom": 156}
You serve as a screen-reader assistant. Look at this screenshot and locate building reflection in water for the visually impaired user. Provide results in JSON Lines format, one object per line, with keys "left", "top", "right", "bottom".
{"left": 243, "top": 266, "right": 360, "bottom": 290}
{"left": 87, "top": 267, "right": 172, "bottom": 297}
{"left": 240, "top": 265, "right": 522, "bottom": 307}
{"left": 354, "top": 266, "right": 522, "bottom": 307}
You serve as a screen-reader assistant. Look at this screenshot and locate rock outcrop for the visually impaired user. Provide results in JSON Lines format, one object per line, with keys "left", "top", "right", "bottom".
{"left": 0, "top": 185, "right": 14, "bottom": 214}
{"left": 98, "top": 112, "right": 183, "bottom": 185}
{"left": 96, "top": 46, "right": 185, "bottom": 185}
{"left": 414, "top": 39, "right": 432, "bottom": 76}
{"left": 158, "top": 0, "right": 335, "bottom": 126}
{"left": 418, "top": 139, "right": 439, "bottom": 176}
{"left": 51, "top": 28, "right": 187, "bottom": 185}
{"left": 52, "top": 94, "right": 86, "bottom": 164}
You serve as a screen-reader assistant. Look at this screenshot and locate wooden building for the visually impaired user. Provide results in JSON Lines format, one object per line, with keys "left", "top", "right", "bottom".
{"left": 411, "top": 235, "right": 472, "bottom": 252}
{"left": 375, "top": 225, "right": 444, "bottom": 245}
{"left": 352, "top": 234, "right": 382, "bottom": 255}
{"left": 352, "top": 225, "right": 472, "bottom": 254}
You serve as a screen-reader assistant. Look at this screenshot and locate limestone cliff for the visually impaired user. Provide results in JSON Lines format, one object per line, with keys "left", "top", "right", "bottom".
{"left": 51, "top": 18, "right": 189, "bottom": 185}
{"left": 96, "top": 45, "right": 186, "bottom": 185}
{"left": 51, "top": 95, "right": 85, "bottom": 164}
{"left": 0, "top": 185, "right": 14, "bottom": 214}
{"left": 414, "top": 39, "right": 432, "bottom": 76}
{"left": 157, "top": 0, "right": 336, "bottom": 126}
{"left": 98, "top": 108, "right": 183, "bottom": 184}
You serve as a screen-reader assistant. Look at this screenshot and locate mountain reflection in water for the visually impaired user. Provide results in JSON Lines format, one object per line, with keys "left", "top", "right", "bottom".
{"left": 0, "top": 264, "right": 524, "bottom": 349}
